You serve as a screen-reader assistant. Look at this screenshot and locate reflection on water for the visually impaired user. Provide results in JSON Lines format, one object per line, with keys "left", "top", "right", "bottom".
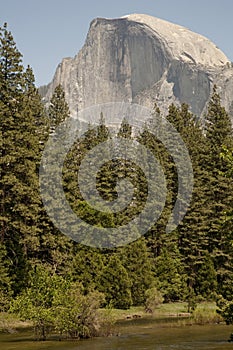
{"left": 0, "top": 318, "right": 232, "bottom": 350}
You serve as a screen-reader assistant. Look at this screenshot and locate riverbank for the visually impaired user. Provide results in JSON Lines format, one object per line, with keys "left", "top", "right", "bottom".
{"left": 0, "top": 319, "right": 232, "bottom": 350}
{"left": 111, "top": 301, "right": 223, "bottom": 325}
{"left": 0, "top": 301, "right": 223, "bottom": 335}
{"left": 0, "top": 312, "right": 32, "bottom": 333}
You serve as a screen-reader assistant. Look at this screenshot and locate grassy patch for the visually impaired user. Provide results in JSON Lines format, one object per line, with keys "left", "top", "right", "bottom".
{"left": 110, "top": 302, "right": 189, "bottom": 321}
{"left": 0, "top": 302, "right": 223, "bottom": 333}
{"left": 110, "top": 302, "right": 223, "bottom": 325}
{"left": 0, "top": 312, "right": 32, "bottom": 333}
{"left": 189, "top": 302, "right": 223, "bottom": 325}
{"left": 153, "top": 302, "right": 189, "bottom": 316}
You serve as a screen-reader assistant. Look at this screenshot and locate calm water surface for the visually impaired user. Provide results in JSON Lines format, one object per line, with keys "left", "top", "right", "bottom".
{"left": 0, "top": 318, "right": 232, "bottom": 350}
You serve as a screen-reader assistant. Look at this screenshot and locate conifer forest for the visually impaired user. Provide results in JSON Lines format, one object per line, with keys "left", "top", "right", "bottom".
{"left": 0, "top": 23, "right": 233, "bottom": 340}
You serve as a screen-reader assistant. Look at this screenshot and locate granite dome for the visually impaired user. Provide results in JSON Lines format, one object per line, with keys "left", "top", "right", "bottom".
{"left": 123, "top": 14, "right": 230, "bottom": 67}
{"left": 42, "top": 14, "right": 233, "bottom": 118}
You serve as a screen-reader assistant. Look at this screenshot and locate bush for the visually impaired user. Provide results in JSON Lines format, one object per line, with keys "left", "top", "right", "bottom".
{"left": 98, "top": 305, "right": 116, "bottom": 337}
{"left": 10, "top": 265, "right": 107, "bottom": 340}
{"left": 217, "top": 296, "right": 233, "bottom": 342}
{"left": 217, "top": 297, "right": 233, "bottom": 325}
{"left": 53, "top": 287, "right": 105, "bottom": 339}
{"left": 11, "top": 266, "right": 61, "bottom": 340}
{"left": 192, "top": 305, "right": 222, "bottom": 324}
{"left": 144, "top": 287, "right": 163, "bottom": 313}
{"left": 0, "top": 290, "right": 11, "bottom": 313}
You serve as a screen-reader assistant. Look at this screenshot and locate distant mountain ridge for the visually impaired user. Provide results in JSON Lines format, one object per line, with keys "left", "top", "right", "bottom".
{"left": 41, "top": 14, "right": 233, "bottom": 118}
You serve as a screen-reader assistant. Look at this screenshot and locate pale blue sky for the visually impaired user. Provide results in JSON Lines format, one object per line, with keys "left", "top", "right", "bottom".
{"left": 1, "top": 0, "right": 233, "bottom": 86}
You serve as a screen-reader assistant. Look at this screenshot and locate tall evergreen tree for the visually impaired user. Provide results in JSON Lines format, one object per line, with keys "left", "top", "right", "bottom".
{"left": 0, "top": 24, "right": 42, "bottom": 292}
{"left": 167, "top": 104, "right": 214, "bottom": 298}
{"left": 39, "top": 84, "right": 73, "bottom": 273}
{"left": 99, "top": 254, "right": 132, "bottom": 309}
{"left": 217, "top": 146, "right": 233, "bottom": 299}
{"left": 138, "top": 105, "right": 186, "bottom": 258}
{"left": 154, "top": 244, "right": 187, "bottom": 302}
{"left": 118, "top": 238, "right": 154, "bottom": 305}
{"left": 48, "top": 84, "right": 70, "bottom": 134}
{"left": 204, "top": 86, "right": 233, "bottom": 297}
{"left": 72, "top": 246, "right": 104, "bottom": 292}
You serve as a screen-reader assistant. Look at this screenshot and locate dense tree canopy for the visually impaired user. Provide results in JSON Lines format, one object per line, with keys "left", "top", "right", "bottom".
{"left": 1, "top": 24, "right": 233, "bottom": 338}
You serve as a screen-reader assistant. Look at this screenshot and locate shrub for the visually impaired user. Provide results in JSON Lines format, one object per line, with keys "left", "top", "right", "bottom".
{"left": 144, "top": 287, "right": 163, "bottom": 313}
{"left": 10, "top": 265, "right": 107, "bottom": 340}
{"left": 52, "top": 287, "right": 105, "bottom": 339}
{"left": 217, "top": 298, "right": 233, "bottom": 325}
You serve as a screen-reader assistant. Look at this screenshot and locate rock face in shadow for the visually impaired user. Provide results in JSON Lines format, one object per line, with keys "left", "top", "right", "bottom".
{"left": 167, "top": 61, "right": 210, "bottom": 116}
{"left": 43, "top": 14, "right": 233, "bottom": 118}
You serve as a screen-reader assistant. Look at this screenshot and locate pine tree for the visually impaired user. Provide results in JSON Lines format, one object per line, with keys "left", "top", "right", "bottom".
{"left": 118, "top": 238, "right": 154, "bottom": 305}
{"left": 48, "top": 84, "right": 70, "bottom": 134}
{"left": 204, "top": 86, "right": 233, "bottom": 297}
{"left": 154, "top": 245, "right": 187, "bottom": 302}
{"left": 39, "top": 84, "right": 73, "bottom": 273}
{"left": 0, "top": 24, "right": 42, "bottom": 293}
{"left": 117, "top": 117, "right": 132, "bottom": 139}
{"left": 137, "top": 105, "right": 178, "bottom": 258}
{"left": 0, "top": 22, "right": 24, "bottom": 243}
{"left": 217, "top": 146, "right": 233, "bottom": 299}
{"left": 168, "top": 104, "right": 214, "bottom": 298}
{"left": 99, "top": 254, "right": 132, "bottom": 309}
{"left": 72, "top": 246, "right": 104, "bottom": 291}
{"left": 205, "top": 86, "right": 232, "bottom": 159}
{"left": 0, "top": 242, "right": 12, "bottom": 310}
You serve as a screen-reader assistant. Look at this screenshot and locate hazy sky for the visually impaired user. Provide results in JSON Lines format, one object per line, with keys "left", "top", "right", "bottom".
{"left": 1, "top": 0, "right": 233, "bottom": 86}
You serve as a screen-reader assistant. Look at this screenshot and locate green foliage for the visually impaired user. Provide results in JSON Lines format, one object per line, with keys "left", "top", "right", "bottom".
{"left": 195, "top": 253, "right": 217, "bottom": 299}
{"left": 205, "top": 85, "right": 232, "bottom": 154}
{"left": 154, "top": 245, "right": 187, "bottom": 302}
{"left": 144, "top": 287, "right": 164, "bottom": 313}
{"left": 186, "top": 287, "right": 197, "bottom": 313}
{"left": 217, "top": 296, "right": 233, "bottom": 325}
{"left": 1, "top": 24, "right": 233, "bottom": 333}
{"left": 72, "top": 247, "right": 104, "bottom": 291}
{"left": 204, "top": 87, "right": 233, "bottom": 298}
{"left": 119, "top": 238, "right": 154, "bottom": 305}
{"left": 0, "top": 243, "right": 10, "bottom": 290}
{"left": 219, "top": 145, "right": 233, "bottom": 300}
{"left": 48, "top": 84, "right": 70, "bottom": 133}
{"left": 11, "top": 265, "right": 60, "bottom": 340}
{"left": 138, "top": 108, "right": 175, "bottom": 257}
{"left": 0, "top": 23, "right": 45, "bottom": 293}
{"left": 11, "top": 265, "right": 105, "bottom": 340}
{"left": 0, "top": 243, "right": 12, "bottom": 311}
{"left": 191, "top": 303, "right": 222, "bottom": 325}
{"left": 52, "top": 286, "right": 104, "bottom": 339}
{"left": 99, "top": 254, "right": 132, "bottom": 309}
{"left": 220, "top": 146, "right": 233, "bottom": 177}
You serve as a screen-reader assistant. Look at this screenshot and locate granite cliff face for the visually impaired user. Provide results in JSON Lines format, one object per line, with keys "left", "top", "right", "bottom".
{"left": 43, "top": 14, "right": 233, "bottom": 118}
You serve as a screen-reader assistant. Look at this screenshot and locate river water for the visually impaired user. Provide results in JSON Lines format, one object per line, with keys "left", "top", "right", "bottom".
{"left": 0, "top": 318, "right": 232, "bottom": 350}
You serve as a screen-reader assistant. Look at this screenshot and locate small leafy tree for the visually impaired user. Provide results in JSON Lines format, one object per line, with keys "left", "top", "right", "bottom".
{"left": 186, "top": 287, "right": 197, "bottom": 313}
{"left": 52, "top": 285, "right": 104, "bottom": 339}
{"left": 144, "top": 287, "right": 163, "bottom": 313}
{"left": 11, "top": 265, "right": 107, "bottom": 340}
{"left": 220, "top": 303, "right": 233, "bottom": 325}
{"left": 11, "top": 266, "right": 59, "bottom": 340}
